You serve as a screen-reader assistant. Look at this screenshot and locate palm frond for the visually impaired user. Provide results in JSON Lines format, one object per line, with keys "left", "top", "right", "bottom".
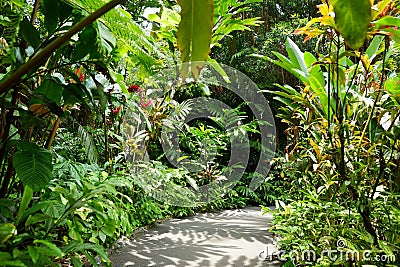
{"left": 64, "top": 0, "right": 169, "bottom": 77}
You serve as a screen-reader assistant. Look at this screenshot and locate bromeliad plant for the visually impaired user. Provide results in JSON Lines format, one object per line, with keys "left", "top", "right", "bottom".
{"left": 257, "top": 0, "right": 400, "bottom": 266}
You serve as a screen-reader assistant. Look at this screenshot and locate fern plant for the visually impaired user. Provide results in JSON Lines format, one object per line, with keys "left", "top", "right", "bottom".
{"left": 0, "top": 1, "right": 23, "bottom": 63}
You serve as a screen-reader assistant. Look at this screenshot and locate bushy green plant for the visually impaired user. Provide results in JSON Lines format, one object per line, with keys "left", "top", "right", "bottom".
{"left": 0, "top": 0, "right": 305, "bottom": 265}
{"left": 259, "top": 1, "right": 400, "bottom": 266}
{"left": 0, "top": 155, "right": 136, "bottom": 266}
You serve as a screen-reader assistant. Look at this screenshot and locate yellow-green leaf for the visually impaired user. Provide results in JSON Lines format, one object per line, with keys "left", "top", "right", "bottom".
{"left": 0, "top": 223, "right": 16, "bottom": 244}
{"left": 333, "top": 0, "right": 371, "bottom": 50}
{"left": 177, "top": 0, "right": 214, "bottom": 78}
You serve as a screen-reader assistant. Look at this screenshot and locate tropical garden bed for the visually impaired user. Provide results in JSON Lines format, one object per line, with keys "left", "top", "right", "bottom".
{"left": 1, "top": 0, "right": 400, "bottom": 266}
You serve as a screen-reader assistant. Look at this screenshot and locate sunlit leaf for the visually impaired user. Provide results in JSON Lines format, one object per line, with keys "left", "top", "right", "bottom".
{"left": 332, "top": 0, "right": 371, "bottom": 50}
{"left": 286, "top": 38, "right": 308, "bottom": 77}
{"left": 0, "top": 223, "right": 16, "bottom": 244}
{"left": 374, "top": 16, "right": 400, "bottom": 27}
{"left": 385, "top": 75, "right": 400, "bottom": 105}
{"left": 177, "top": 0, "right": 214, "bottom": 78}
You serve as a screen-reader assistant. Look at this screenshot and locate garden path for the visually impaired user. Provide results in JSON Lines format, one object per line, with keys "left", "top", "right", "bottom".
{"left": 110, "top": 206, "right": 282, "bottom": 267}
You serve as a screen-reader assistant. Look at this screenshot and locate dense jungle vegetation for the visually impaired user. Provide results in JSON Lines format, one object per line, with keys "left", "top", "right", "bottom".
{"left": 0, "top": 0, "right": 400, "bottom": 266}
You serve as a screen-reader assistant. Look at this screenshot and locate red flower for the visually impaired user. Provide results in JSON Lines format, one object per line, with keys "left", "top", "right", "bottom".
{"left": 111, "top": 106, "right": 121, "bottom": 114}
{"left": 75, "top": 68, "right": 85, "bottom": 82}
{"left": 140, "top": 98, "right": 152, "bottom": 108}
{"left": 128, "top": 84, "right": 142, "bottom": 94}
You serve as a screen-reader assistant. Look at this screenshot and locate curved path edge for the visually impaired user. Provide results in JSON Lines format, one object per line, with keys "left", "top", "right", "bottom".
{"left": 110, "top": 206, "right": 283, "bottom": 267}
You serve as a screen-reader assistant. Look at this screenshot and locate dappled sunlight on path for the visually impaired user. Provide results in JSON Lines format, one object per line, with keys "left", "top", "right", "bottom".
{"left": 110, "top": 207, "right": 282, "bottom": 267}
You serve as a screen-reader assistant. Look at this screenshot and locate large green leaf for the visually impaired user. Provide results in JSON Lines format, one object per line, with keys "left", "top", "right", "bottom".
{"left": 33, "top": 240, "right": 63, "bottom": 258}
{"left": 43, "top": 0, "right": 59, "bottom": 34}
{"left": 16, "top": 185, "right": 33, "bottom": 224}
{"left": 177, "top": 0, "right": 214, "bottom": 77}
{"left": 374, "top": 16, "right": 400, "bottom": 27}
{"left": 19, "top": 17, "right": 41, "bottom": 49}
{"left": 62, "top": 83, "right": 87, "bottom": 106}
{"left": 58, "top": 0, "right": 73, "bottom": 22}
{"left": 177, "top": 0, "right": 214, "bottom": 62}
{"left": 286, "top": 38, "right": 308, "bottom": 77}
{"left": 30, "top": 78, "right": 64, "bottom": 106}
{"left": 385, "top": 75, "right": 400, "bottom": 105}
{"left": 29, "top": 78, "right": 64, "bottom": 116}
{"left": 97, "top": 21, "right": 116, "bottom": 53}
{"left": 253, "top": 53, "right": 309, "bottom": 84}
{"left": 332, "top": 0, "right": 371, "bottom": 50}
{"left": 365, "top": 35, "right": 384, "bottom": 59}
{"left": 12, "top": 142, "right": 53, "bottom": 192}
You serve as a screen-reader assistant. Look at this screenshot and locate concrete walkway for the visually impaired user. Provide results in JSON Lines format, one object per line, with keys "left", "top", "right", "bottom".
{"left": 110, "top": 206, "right": 282, "bottom": 267}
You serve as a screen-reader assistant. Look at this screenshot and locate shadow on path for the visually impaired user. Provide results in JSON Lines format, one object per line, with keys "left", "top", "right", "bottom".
{"left": 110, "top": 206, "right": 283, "bottom": 267}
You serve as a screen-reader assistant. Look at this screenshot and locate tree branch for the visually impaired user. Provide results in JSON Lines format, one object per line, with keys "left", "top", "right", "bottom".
{"left": 0, "top": 0, "right": 125, "bottom": 95}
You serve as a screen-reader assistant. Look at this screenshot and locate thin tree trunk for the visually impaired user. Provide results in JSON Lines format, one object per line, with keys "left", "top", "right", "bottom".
{"left": 30, "top": 0, "right": 41, "bottom": 25}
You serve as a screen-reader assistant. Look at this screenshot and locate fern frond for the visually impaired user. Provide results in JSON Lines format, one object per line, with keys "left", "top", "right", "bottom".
{"left": 230, "top": 48, "right": 253, "bottom": 64}
{"left": 0, "top": 1, "right": 23, "bottom": 60}
{"left": 77, "top": 124, "right": 99, "bottom": 164}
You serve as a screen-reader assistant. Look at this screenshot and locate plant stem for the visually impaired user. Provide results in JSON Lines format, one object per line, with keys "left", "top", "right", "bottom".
{"left": 0, "top": 89, "right": 18, "bottom": 198}
{"left": 0, "top": 0, "right": 125, "bottom": 95}
{"left": 45, "top": 117, "right": 61, "bottom": 150}
{"left": 44, "top": 193, "right": 87, "bottom": 239}
{"left": 104, "top": 112, "right": 109, "bottom": 163}
{"left": 357, "top": 36, "right": 389, "bottom": 149}
{"left": 30, "top": 0, "right": 41, "bottom": 25}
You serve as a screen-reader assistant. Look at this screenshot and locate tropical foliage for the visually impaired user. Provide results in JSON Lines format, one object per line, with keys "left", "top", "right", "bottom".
{"left": 0, "top": 0, "right": 273, "bottom": 265}
{"left": 2, "top": 0, "right": 400, "bottom": 266}
{"left": 261, "top": 0, "right": 400, "bottom": 266}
